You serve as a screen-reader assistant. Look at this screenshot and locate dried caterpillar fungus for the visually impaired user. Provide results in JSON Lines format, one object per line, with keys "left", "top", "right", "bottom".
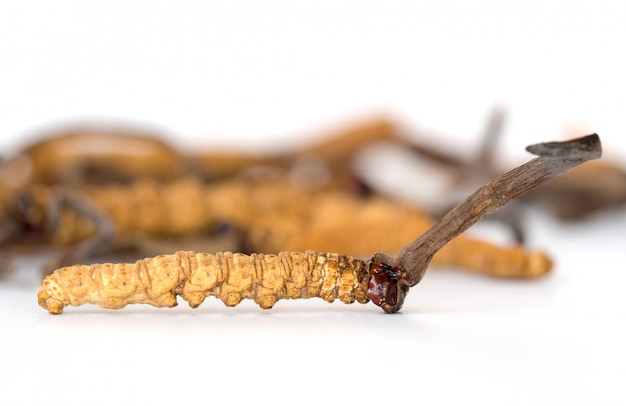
{"left": 35, "top": 134, "right": 603, "bottom": 315}
{"left": 37, "top": 250, "right": 370, "bottom": 314}
{"left": 26, "top": 177, "right": 553, "bottom": 280}
{"left": 246, "top": 195, "right": 553, "bottom": 279}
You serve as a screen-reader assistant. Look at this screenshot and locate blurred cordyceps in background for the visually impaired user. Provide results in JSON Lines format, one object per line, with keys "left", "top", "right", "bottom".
{"left": 0, "top": 111, "right": 617, "bottom": 286}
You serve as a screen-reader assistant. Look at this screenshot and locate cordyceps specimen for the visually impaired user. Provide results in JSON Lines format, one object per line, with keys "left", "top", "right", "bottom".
{"left": 0, "top": 117, "right": 395, "bottom": 276}
{"left": 10, "top": 174, "right": 552, "bottom": 280}
{"left": 0, "top": 126, "right": 185, "bottom": 189}
{"left": 38, "top": 134, "right": 601, "bottom": 314}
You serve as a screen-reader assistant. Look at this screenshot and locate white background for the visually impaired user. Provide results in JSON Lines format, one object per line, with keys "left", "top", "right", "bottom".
{"left": 1, "top": 1, "right": 625, "bottom": 405}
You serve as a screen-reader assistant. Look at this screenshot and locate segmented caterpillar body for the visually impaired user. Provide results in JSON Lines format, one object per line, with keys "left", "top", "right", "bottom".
{"left": 37, "top": 250, "right": 370, "bottom": 314}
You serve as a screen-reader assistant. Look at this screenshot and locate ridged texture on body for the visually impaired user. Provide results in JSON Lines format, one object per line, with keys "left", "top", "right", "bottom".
{"left": 37, "top": 250, "right": 370, "bottom": 314}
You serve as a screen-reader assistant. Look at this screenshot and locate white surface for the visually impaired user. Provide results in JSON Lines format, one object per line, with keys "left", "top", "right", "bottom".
{"left": 1, "top": 1, "right": 625, "bottom": 405}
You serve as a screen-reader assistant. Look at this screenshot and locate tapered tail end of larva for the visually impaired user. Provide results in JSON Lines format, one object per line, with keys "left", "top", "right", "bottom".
{"left": 526, "top": 134, "right": 602, "bottom": 160}
{"left": 523, "top": 251, "right": 553, "bottom": 279}
{"left": 37, "top": 277, "right": 67, "bottom": 314}
{"left": 37, "top": 288, "right": 65, "bottom": 314}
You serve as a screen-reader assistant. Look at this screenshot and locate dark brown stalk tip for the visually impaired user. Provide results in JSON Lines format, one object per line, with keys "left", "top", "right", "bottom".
{"left": 526, "top": 134, "right": 601, "bottom": 159}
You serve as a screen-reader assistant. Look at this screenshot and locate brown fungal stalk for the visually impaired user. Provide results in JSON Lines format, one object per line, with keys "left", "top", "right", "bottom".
{"left": 368, "top": 134, "right": 602, "bottom": 312}
{"left": 37, "top": 134, "right": 602, "bottom": 314}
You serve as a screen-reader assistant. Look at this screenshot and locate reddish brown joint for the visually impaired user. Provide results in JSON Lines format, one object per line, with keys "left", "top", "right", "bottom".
{"left": 367, "top": 253, "right": 409, "bottom": 313}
